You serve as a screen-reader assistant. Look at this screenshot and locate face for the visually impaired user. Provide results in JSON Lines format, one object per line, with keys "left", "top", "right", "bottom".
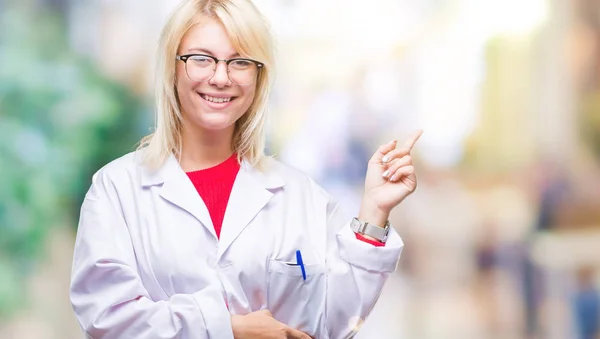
{"left": 176, "top": 18, "right": 257, "bottom": 134}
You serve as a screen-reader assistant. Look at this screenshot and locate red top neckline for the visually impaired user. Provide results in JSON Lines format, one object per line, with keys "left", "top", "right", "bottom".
{"left": 186, "top": 153, "right": 239, "bottom": 178}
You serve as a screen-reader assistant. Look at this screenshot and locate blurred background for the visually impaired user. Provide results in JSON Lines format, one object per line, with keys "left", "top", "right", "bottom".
{"left": 1, "top": 0, "right": 600, "bottom": 338}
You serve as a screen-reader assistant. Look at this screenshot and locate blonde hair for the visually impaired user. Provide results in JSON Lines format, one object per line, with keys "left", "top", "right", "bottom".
{"left": 138, "top": 0, "right": 274, "bottom": 169}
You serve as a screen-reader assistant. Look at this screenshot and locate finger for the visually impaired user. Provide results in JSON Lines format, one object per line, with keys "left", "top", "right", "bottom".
{"left": 381, "top": 130, "right": 422, "bottom": 163}
{"left": 382, "top": 144, "right": 417, "bottom": 164}
{"left": 370, "top": 139, "right": 397, "bottom": 163}
{"left": 389, "top": 165, "right": 415, "bottom": 182}
{"left": 382, "top": 155, "right": 412, "bottom": 179}
{"left": 400, "top": 129, "right": 423, "bottom": 153}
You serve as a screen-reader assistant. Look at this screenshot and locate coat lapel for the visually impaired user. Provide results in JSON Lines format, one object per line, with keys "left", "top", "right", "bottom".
{"left": 217, "top": 159, "right": 285, "bottom": 259}
{"left": 140, "top": 154, "right": 217, "bottom": 240}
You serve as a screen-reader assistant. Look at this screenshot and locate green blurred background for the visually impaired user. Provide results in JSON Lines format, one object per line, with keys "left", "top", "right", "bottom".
{"left": 1, "top": 0, "right": 600, "bottom": 338}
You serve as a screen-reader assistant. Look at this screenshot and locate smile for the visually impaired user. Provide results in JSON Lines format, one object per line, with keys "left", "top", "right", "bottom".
{"left": 200, "top": 93, "right": 235, "bottom": 103}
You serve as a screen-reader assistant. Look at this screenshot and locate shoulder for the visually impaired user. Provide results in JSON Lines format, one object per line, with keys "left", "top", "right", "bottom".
{"left": 263, "top": 157, "right": 330, "bottom": 200}
{"left": 90, "top": 151, "right": 143, "bottom": 187}
{"left": 262, "top": 158, "right": 347, "bottom": 231}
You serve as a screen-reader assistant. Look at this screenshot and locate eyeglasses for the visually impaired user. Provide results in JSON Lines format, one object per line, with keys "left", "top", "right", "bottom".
{"left": 176, "top": 54, "right": 264, "bottom": 86}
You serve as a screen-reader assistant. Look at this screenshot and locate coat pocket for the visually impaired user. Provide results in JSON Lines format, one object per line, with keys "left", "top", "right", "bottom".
{"left": 267, "top": 259, "right": 327, "bottom": 338}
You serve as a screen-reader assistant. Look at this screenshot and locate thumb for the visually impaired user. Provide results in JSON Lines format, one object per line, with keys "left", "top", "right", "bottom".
{"left": 257, "top": 309, "right": 273, "bottom": 317}
{"left": 286, "top": 327, "right": 313, "bottom": 339}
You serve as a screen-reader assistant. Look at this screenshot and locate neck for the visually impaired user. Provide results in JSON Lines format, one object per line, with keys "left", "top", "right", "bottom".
{"left": 179, "top": 124, "right": 236, "bottom": 172}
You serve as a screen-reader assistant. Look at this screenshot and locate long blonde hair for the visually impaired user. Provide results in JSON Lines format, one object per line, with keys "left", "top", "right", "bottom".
{"left": 138, "top": 0, "right": 274, "bottom": 169}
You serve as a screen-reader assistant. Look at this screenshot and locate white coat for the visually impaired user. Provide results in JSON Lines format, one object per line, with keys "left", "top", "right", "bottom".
{"left": 70, "top": 151, "right": 404, "bottom": 339}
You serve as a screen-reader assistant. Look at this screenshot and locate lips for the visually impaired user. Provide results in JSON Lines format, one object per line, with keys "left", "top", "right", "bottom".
{"left": 199, "top": 93, "right": 237, "bottom": 103}
{"left": 197, "top": 92, "right": 238, "bottom": 110}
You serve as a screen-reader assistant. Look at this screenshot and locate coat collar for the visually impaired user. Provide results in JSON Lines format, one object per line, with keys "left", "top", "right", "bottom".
{"left": 140, "top": 153, "right": 285, "bottom": 258}
{"left": 140, "top": 154, "right": 285, "bottom": 189}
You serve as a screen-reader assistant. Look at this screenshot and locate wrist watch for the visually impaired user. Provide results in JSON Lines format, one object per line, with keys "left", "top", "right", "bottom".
{"left": 350, "top": 217, "right": 391, "bottom": 242}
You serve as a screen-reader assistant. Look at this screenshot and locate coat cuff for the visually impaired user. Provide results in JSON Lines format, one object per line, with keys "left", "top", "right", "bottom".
{"left": 337, "top": 223, "right": 403, "bottom": 273}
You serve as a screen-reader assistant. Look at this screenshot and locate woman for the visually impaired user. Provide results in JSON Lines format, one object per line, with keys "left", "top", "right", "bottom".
{"left": 70, "top": 0, "right": 422, "bottom": 338}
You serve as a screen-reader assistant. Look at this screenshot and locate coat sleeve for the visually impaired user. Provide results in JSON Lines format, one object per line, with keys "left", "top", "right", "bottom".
{"left": 316, "top": 183, "right": 404, "bottom": 339}
{"left": 70, "top": 169, "right": 234, "bottom": 339}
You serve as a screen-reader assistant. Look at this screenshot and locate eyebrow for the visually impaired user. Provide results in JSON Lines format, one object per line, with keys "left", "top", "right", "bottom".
{"left": 186, "top": 47, "right": 240, "bottom": 59}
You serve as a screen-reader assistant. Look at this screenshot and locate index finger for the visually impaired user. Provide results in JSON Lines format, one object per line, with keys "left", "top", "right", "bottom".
{"left": 400, "top": 130, "right": 423, "bottom": 153}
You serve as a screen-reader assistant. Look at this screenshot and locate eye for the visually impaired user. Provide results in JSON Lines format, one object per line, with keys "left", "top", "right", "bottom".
{"left": 189, "top": 55, "right": 214, "bottom": 67}
{"left": 229, "top": 59, "right": 253, "bottom": 70}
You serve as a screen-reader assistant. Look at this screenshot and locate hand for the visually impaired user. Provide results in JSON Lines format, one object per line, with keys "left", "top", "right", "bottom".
{"left": 359, "top": 130, "right": 423, "bottom": 226}
{"left": 231, "top": 309, "right": 312, "bottom": 339}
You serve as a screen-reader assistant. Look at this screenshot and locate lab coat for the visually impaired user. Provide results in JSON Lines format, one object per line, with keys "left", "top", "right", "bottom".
{"left": 70, "top": 151, "right": 404, "bottom": 339}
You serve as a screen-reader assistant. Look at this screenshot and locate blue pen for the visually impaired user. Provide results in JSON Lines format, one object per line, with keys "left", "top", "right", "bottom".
{"left": 296, "top": 250, "right": 306, "bottom": 281}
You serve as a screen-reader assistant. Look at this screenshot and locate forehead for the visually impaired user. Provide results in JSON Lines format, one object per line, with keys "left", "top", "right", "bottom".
{"left": 179, "top": 17, "right": 236, "bottom": 57}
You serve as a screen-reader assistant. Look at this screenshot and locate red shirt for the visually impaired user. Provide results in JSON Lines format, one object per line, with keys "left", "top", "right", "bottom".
{"left": 186, "top": 154, "right": 240, "bottom": 239}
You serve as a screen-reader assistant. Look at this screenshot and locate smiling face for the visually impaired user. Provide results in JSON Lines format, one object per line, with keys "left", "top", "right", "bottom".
{"left": 176, "top": 17, "right": 257, "bottom": 135}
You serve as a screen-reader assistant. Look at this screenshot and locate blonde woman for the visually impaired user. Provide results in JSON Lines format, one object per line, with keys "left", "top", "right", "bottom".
{"left": 69, "top": 0, "right": 422, "bottom": 338}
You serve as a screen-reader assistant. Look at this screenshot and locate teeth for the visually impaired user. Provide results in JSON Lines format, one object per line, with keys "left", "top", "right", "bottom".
{"left": 202, "top": 94, "right": 232, "bottom": 103}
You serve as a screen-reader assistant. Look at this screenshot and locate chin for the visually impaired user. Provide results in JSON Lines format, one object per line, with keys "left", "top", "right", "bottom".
{"left": 196, "top": 112, "right": 238, "bottom": 131}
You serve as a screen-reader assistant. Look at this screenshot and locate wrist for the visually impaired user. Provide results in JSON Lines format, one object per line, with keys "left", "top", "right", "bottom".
{"left": 358, "top": 199, "right": 390, "bottom": 228}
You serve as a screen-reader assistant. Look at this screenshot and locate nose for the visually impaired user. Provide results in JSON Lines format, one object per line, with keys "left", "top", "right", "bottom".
{"left": 208, "top": 61, "right": 231, "bottom": 88}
